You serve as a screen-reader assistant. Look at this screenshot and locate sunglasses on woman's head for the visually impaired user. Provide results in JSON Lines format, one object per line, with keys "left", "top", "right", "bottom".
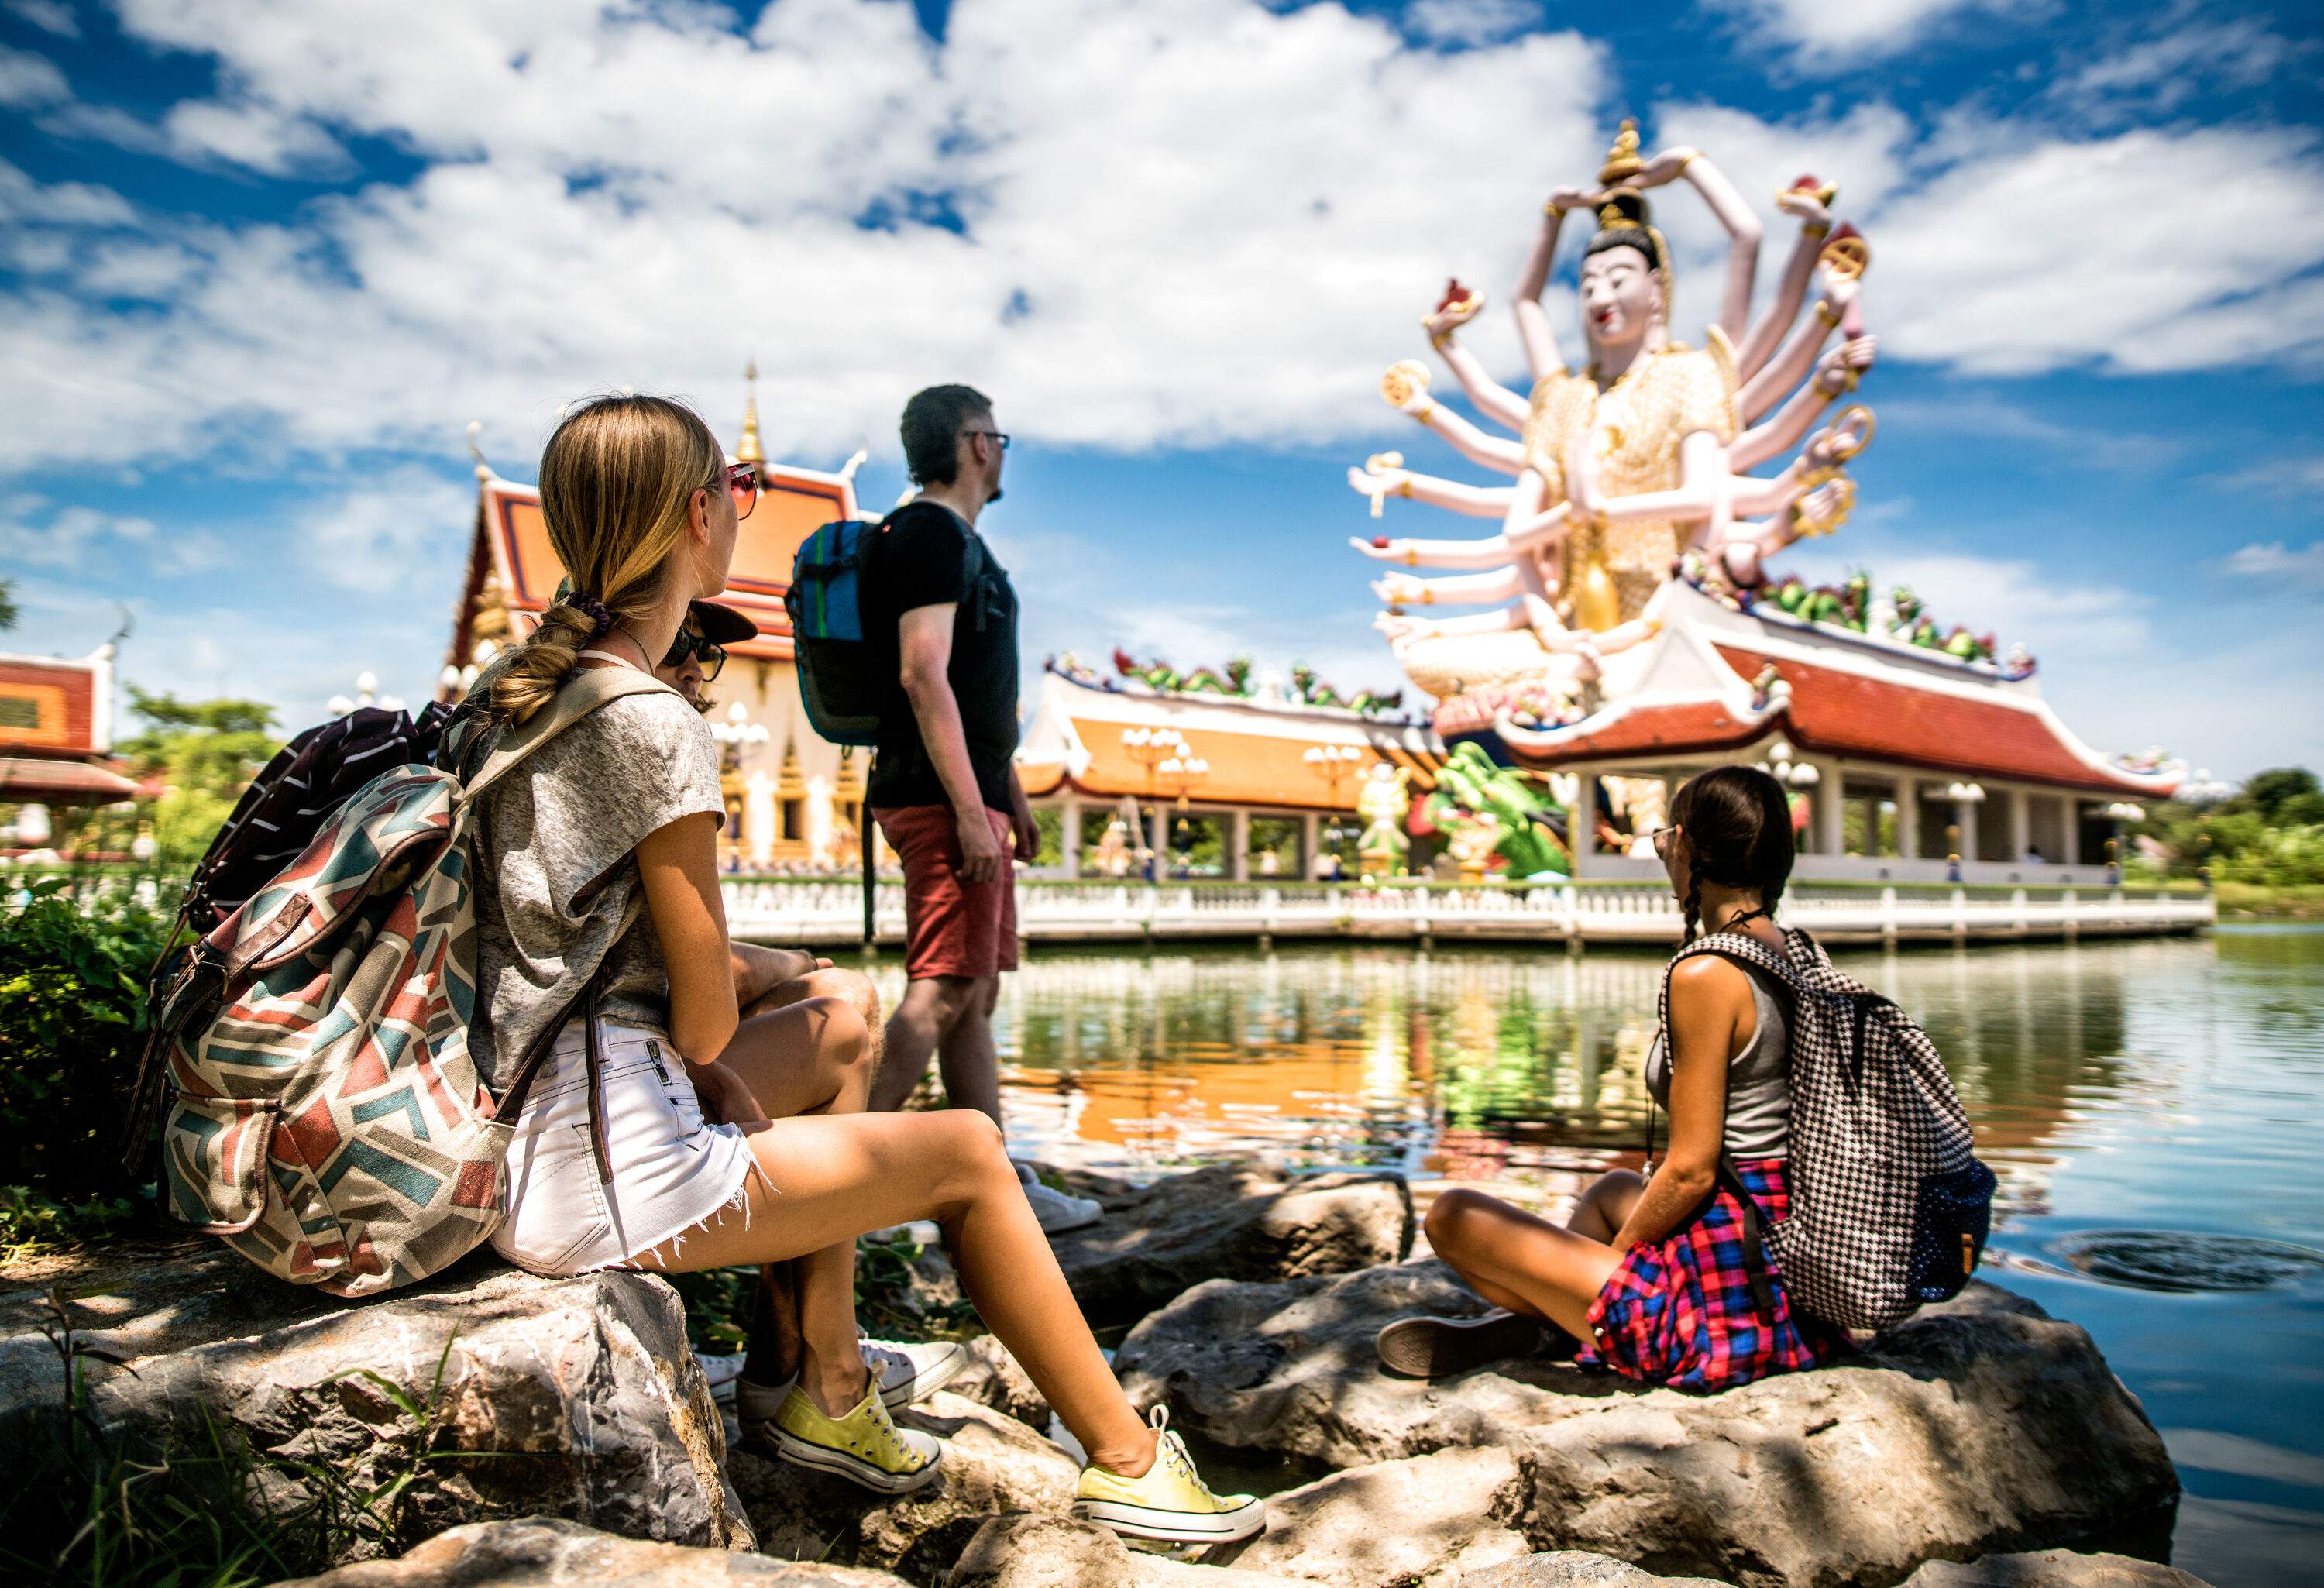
{"left": 662, "top": 629, "right": 727, "bottom": 682}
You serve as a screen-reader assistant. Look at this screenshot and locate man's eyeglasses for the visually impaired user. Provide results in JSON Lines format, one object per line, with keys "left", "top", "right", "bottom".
{"left": 963, "top": 429, "right": 1011, "bottom": 452}
{"left": 662, "top": 628, "right": 727, "bottom": 683}
{"left": 711, "top": 460, "right": 758, "bottom": 521}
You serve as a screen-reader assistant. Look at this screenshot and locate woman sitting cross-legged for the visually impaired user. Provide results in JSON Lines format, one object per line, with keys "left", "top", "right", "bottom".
{"left": 1378, "top": 765, "right": 1850, "bottom": 1391}
{"left": 453, "top": 392, "right": 1262, "bottom": 1544}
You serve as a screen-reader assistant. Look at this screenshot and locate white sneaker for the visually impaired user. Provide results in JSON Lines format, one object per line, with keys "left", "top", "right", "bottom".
{"left": 736, "top": 1334, "right": 969, "bottom": 1421}
{"left": 1017, "top": 1161, "right": 1104, "bottom": 1234}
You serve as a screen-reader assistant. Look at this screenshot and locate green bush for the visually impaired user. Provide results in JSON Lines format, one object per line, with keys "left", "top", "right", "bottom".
{"left": 0, "top": 880, "right": 171, "bottom": 1249}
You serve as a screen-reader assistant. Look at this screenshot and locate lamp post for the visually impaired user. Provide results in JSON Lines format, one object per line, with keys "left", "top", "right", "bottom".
{"left": 1304, "top": 744, "right": 1363, "bottom": 878}
{"left": 1123, "top": 727, "right": 1188, "bottom": 878}
{"left": 2102, "top": 801, "right": 2144, "bottom": 884}
{"left": 327, "top": 669, "right": 407, "bottom": 718}
{"left": 1944, "top": 780, "right": 1985, "bottom": 881}
{"left": 1158, "top": 753, "right": 1210, "bottom": 869}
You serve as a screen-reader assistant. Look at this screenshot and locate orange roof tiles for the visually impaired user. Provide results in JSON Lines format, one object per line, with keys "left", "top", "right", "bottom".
{"left": 0, "top": 658, "right": 98, "bottom": 756}
{"left": 1052, "top": 717, "right": 1384, "bottom": 811}
{"left": 1714, "top": 646, "right": 2156, "bottom": 794}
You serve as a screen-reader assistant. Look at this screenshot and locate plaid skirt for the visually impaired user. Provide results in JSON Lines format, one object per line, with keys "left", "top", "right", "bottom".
{"left": 1579, "top": 1156, "right": 1851, "bottom": 1391}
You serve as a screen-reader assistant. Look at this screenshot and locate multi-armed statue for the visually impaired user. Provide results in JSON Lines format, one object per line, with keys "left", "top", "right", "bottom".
{"left": 1349, "top": 122, "right": 1879, "bottom": 706}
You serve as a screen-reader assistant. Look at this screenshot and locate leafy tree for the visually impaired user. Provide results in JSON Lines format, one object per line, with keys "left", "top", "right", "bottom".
{"left": 2239, "top": 767, "right": 2322, "bottom": 823}
{"left": 0, "top": 576, "right": 18, "bottom": 632}
{"left": 118, "top": 688, "right": 282, "bottom": 867}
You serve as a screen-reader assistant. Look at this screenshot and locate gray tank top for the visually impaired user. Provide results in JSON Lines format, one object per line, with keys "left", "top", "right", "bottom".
{"left": 1645, "top": 973, "right": 1792, "bottom": 1159}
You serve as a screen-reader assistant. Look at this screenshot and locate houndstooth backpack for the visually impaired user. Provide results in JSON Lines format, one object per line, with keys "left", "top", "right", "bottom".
{"left": 128, "top": 668, "right": 672, "bottom": 1297}
{"left": 1657, "top": 926, "right": 1996, "bottom": 1332}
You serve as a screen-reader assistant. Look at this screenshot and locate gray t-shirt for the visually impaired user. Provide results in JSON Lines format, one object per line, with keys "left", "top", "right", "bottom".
{"left": 1645, "top": 974, "right": 1793, "bottom": 1159}
{"left": 467, "top": 686, "right": 723, "bottom": 1091}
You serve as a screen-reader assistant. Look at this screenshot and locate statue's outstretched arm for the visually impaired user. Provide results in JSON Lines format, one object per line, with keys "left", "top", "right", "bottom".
{"left": 1422, "top": 294, "right": 1531, "bottom": 432}
{"left": 1371, "top": 567, "right": 1523, "bottom": 607}
{"left": 1632, "top": 147, "right": 1763, "bottom": 342}
{"left": 1350, "top": 531, "right": 1520, "bottom": 569}
{"left": 1397, "top": 393, "right": 1526, "bottom": 474}
{"left": 1514, "top": 187, "right": 1595, "bottom": 381}
{"left": 1735, "top": 190, "right": 1832, "bottom": 380}
{"left": 1346, "top": 463, "right": 1512, "bottom": 520}
{"left": 1380, "top": 605, "right": 1528, "bottom": 643}
{"left": 1741, "top": 277, "right": 1852, "bottom": 420}
{"left": 1572, "top": 429, "right": 1728, "bottom": 532}
{"left": 1733, "top": 337, "right": 1876, "bottom": 468}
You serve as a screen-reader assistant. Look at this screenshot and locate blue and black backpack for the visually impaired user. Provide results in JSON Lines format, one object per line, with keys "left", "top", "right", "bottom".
{"left": 786, "top": 508, "right": 987, "bottom": 745}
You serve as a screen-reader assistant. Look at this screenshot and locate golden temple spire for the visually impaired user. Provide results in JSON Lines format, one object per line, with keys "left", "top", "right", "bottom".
{"left": 736, "top": 358, "right": 765, "bottom": 466}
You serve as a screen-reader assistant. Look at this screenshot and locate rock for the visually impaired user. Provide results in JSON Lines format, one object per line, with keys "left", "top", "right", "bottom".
{"left": 734, "top": 1390, "right": 1078, "bottom": 1586}
{"left": 273, "top": 1516, "right": 909, "bottom": 1586}
{"left": 1050, "top": 1165, "right": 1415, "bottom": 1326}
{"left": 1897, "top": 1552, "right": 2212, "bottom": 1588}
{"left": 1115, "top": 1258, "right": 1593, "bottom": 1467}
{"left": 947, "top": 1333, "right": 1050, "bottom": 1430}
{"left": 1226, "top": 1444, "right": 1532, "bottom": 1586}
{"left": 1122, "top": 1271, "right": 2180, "bottom": 1588}
{"left": 1457, "top": 1553, "right": 1730, "bottom": 1588}
{"left": 1, "top": 1246, "right": 751, "bottom": 1562}
{"left": 949, "top": 1514, "right": 1321, "bottom": 1588}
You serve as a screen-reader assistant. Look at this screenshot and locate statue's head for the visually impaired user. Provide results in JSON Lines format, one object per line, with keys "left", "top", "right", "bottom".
{"left": 1580, "top": 191, "right": 1670, "bottom": 354}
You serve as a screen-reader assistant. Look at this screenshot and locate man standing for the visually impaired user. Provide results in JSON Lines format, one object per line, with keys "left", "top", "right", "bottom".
{"left": 867, "top": 384, "right": 1099, "bottom": 1233}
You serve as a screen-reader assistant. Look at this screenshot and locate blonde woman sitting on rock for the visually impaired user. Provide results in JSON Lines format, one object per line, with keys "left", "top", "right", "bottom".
{"left": 446, "top": 393, "right": 1261, "bottom": 1544}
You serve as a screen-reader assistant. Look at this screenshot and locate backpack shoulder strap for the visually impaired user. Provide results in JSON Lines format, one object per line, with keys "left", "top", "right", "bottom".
{"left": 460, "top": 668, "right": 679, "bottom": 804}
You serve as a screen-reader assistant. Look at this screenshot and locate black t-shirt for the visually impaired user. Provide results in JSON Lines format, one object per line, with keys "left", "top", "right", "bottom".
{"left": 866, "top": 501, "right": 1020, "bottom": 813}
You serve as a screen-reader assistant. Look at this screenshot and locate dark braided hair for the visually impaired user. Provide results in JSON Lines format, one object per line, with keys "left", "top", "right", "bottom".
{"left": 1668, "top": 765, "right": 1795, "bottom": 943}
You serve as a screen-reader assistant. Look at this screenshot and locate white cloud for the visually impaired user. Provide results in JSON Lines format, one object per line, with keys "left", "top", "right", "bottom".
{"left": 2223, "top": 541, "right": 2324, "bottom": 591}
{"left": 2218, "top": 454, "right": 2324, "bottom": 497}
{"left": 294, "top": 465, "right": 473, "bottom": 592}
{"left": 0, "top": 500, "right": 228, "bottom": 576}
{"left": 1406, "top": 0, "right": 1539, "bottom": 48}
{"left": 5, "top": 1, "right": 78, "bottom": 38}
{"left": 0, "top": 4, "right": 2315, "bottom": 504}
{"left": 0, "top": 40, "right": 68, "bottom": 107}
{"left": 2054, "top": 16, "right": 2305, "bottom": 118}
{"left": 1702, "top": 0, "right": 2021, "bottom": 66}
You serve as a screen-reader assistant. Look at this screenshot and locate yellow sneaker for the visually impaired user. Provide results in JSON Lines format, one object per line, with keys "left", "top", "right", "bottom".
{"left": 768, "top": 1381, "right": 943, "bottom": 1495}
{"left": 1071, "top": 1405, "right": 1266, "bottom": 1544}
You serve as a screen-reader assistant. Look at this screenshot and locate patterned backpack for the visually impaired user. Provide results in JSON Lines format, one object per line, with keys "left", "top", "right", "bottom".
{"left": 1658, "top": 926, "right": 1996, "bottom": 1332}
{"left": 131, "top": 669, "right": 670, "bottom": 1297}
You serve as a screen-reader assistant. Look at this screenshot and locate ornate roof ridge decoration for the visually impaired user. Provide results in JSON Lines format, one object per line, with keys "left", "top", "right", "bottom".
{"left": 1679, "top": 558, "right": 2037, "bottom": 680}
{"left": 1050, "top": 648, "right": 1414, "bottom": 722}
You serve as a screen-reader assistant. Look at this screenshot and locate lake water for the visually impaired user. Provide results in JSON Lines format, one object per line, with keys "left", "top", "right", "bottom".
{"left": 941, "top": 924, "right": 2323, "bottom": 1588}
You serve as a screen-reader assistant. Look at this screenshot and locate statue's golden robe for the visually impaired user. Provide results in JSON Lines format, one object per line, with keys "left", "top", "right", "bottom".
{"left": 1521, "top": 330, "right": 1739, "bottom": 627}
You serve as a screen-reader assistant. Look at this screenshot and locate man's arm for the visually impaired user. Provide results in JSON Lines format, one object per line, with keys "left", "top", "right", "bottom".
{"left": 1006, "top": 763, "right": 1037, "bottom": 862}
{"left": 898, "top": 603, "right": 1006, "bottom": 884}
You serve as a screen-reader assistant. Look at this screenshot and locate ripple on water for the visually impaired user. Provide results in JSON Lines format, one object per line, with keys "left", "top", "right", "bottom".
{"left": 2047, "top": 1230, "right": 2324, "bottom": 1294}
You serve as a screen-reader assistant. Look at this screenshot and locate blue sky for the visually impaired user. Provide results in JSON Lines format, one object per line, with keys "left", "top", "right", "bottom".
{"left": 2, "top": 0, "right": 2320, "bottom": 778}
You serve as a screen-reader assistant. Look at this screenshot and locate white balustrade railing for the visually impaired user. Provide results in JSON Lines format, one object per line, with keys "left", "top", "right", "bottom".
{"left": 720, "top": 875, "right": 2214, "bottom": 947}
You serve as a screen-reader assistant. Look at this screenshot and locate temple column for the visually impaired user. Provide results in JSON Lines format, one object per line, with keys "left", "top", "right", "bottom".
{"left": 1230, "top": 809, "right": 1252, "bottom": 882}
{"left": 1149, "top": 808, "right": 1171, "bottom": 879}
{"left": 1300, "top": 811, "right": 1322, "bottom": 878}
{"left": 1571, "top": 776, "right": 1598, "bottom": 878}
{"left": 1814, "top": 763, "right": 1844, "bottom": 857}
{"left": 1895, "top": 774, "right": 1920, "bottom": 862}
{"left": 1060, "top": 799, "right": 1083, "bottom": 879}
{"left": 2061, "top": 800, "right": 2082, "bottom": 866}
{"left": 2006, "top": 789, "right": 2030, "bottom": 862}
{"left": 1956, "top": 795, "right": 1980, "bottom": 867}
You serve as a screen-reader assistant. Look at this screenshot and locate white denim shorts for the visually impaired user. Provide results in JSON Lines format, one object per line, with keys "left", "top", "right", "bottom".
{"left": 490, "top": 1018, "right": 760, "bottom": 1276}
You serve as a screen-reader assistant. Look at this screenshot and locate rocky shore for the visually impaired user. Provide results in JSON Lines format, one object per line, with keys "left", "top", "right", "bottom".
{"left": 0, "top": 1165, "right": 2197, "bottom": 1588}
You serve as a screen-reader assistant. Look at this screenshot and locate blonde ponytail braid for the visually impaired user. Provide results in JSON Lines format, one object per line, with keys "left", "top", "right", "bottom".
{"left": 482, "top": 393, "right": 723, "bottom": 727}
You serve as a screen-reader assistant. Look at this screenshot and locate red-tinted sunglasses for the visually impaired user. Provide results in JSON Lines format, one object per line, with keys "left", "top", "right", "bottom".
{"left": 713, "top": 461, "right": 758, "bottom": 521}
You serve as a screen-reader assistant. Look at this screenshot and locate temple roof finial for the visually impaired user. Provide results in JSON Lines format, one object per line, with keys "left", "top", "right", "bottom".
{"left": 736, "top": 358, "right": 765, "bottom": 466}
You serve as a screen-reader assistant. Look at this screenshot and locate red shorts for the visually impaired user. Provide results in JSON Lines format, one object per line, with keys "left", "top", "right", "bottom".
{"left": 872, "top": 804, "right": 1020, "bottom": 981}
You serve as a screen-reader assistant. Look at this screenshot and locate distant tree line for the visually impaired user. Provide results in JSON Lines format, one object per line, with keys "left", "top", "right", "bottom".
{"left": 2134, "top": 767, "right": 2324, "bottom": 888}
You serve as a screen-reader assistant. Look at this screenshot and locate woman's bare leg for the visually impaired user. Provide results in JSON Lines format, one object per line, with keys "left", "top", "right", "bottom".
{"left": 1565, "top": 1170, "right": 1645, "bottom": 1244}
{"left": 634, "top": 1108, "right": 1157, "bottom": 1476}
{"left": 1424, "top": 1188, "right": 1624, "bottom": 1342}
{"left": 706, "top": 997, "right": 872, "bottom": 1406}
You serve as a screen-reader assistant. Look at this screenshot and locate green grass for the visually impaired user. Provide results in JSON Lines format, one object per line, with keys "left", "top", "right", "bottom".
{"left": 2214, "top": 882, "right": 2324, "bottom": 919}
